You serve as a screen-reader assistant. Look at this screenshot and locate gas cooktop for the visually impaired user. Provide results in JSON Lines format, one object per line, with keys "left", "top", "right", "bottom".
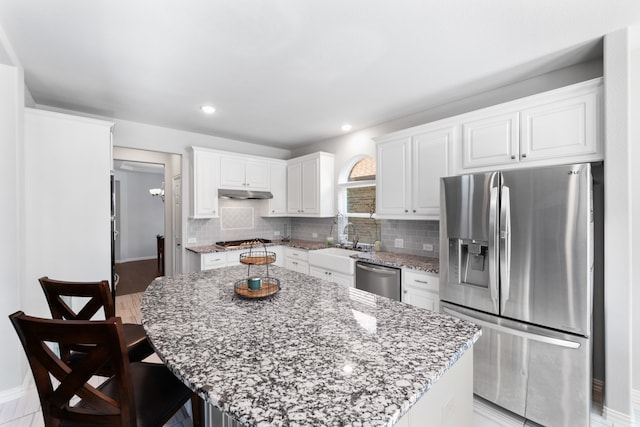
{"left": 215, "top": 238, "right": 272, "bottom": 250}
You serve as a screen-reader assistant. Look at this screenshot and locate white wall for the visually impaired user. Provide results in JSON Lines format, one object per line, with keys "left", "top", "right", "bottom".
{"left": 0, "top": 63, "right": 26, "bottom": 398}
{"left": 114, "top": 169, "right": 164, "bottom": 262}
{"left": 602, "top": 29, "right": 635, "bottom": 425}
{"left": 629, "top": 28, "right": 640, "bottom": 410}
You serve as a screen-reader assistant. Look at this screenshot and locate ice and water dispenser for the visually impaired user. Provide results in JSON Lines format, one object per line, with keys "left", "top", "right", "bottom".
{"left": 448, "top": 238, "right": 490, "bottom": 289}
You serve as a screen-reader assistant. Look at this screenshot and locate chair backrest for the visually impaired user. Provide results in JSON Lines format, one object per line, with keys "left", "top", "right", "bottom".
{"left": 39, "top": 276, "right": 115, "bottom": 320}
{"left": 9, "top": 311, "right": 136, "bottom": 427}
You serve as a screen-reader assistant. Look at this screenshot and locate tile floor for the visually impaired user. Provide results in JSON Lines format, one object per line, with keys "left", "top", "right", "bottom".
{"left": 1, "top": 292, "right": 636, "bottom": 427}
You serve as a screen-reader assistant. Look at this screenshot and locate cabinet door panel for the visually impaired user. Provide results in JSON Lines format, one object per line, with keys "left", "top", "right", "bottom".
{"left": 402, "top": 284, "right": 439, "bottom": 312}
{"left": 264, "top": 162, "right": 287, "bottom": 216}
{"left": 521, "top": 91, "right": 597, "bottom": 162}
{"left": 376, "top": 137, "right": 410, "bottom": 215}
{"left": 219, "top": 156, "right": 246, "bottom": 188}
{"left": 287, "top": 162, "right": 302, "bottom": 213}
{"left": 301, "top": 158, "right": 319, "bottom": 214}
{"left": 462, "top": 112, "right": 519, "bottom": 169}
{"left": 193, "top": 151, "right": 219, "bottom": 218}
{"left": 245, "top": 160, "right": 269, "bottom": 189}
{"left": 412, "top": 127, "right": 453, "bottom": 216}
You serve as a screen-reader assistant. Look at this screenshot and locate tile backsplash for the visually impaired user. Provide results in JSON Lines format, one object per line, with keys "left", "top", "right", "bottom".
{"left": 187, "top": 199, "right": 440, "bottom": 258}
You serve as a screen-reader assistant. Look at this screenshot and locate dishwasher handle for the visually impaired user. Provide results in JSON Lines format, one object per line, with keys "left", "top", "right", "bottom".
{"left": 356, "top": 262, "right": 398, "bottom": 275}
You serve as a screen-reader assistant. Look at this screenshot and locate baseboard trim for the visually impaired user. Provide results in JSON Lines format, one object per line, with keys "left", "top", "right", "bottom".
{"left": 633, "top": 388, "right": 640, "bottom": 408}
{"left": 0, "top": 373, "right": 32, "bottom": 404}
{"left": 473, "top": 396, "right": 524, "bottom": 426}
{"left": 603, "top": 405, "right": 634, "bottom": 427}
{"left": 116, "top": 256, "right": 156, "bottom": 264}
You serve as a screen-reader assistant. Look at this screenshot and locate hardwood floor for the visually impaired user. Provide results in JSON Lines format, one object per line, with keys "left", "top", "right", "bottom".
{"left": 1, "top": 292, "right": 634, "bottom": 427}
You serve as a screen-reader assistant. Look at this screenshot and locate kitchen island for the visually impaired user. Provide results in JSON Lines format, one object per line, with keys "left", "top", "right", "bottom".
{"left": 141, "top": 265, "right": 481, "bottom": 426}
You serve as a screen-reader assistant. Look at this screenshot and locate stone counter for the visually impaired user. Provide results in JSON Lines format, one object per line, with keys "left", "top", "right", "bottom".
{"left": 141, "top": 265, "right": 480, "bottom": 426}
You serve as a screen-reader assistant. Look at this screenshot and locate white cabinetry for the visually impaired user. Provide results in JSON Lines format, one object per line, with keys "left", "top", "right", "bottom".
{"left": 262, "top": 161, "right": 287, "bottom": 216}
{"left": 376, "top": 124, "right": 454, "bottom": 219}
{"left": 460, "top": 78, "right": 602, "bottom": 171}
{"left": 309, "top": 266, "right": 353, "bottom": 287}
{"left": 284, "top": 247, "right": 309, "bottom": 274}
{"left": 401, "top": 269, "right": 439, "bottom": 312}
{"left": 219, "top": 155, "right": 269, "bottom": 190}
{"left": 190, "top": 147, "right": 219, "bottom": 218}
{"left": 201, "top": 252, "right": 227, "bottom": 271}
{"left": 287, "top": 152, "right": 335, "bottom": 217}
{"left": 24, "top": 109, "right": 113, "bottom": 315}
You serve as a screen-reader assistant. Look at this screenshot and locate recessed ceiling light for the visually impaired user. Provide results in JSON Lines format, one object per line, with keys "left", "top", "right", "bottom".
{"left": 201, "top": 105, "right": 216, "bottom": 114}
{"left": 341, "top": 123, "right": 352, "bottom": 132}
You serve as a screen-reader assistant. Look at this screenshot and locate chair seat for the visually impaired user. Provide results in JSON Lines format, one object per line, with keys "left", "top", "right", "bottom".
{"left": 123, "top": 323, "right": 154, "bottom": 362}
{"left": 68, "top": 362, "right": 193, "bottom": 427}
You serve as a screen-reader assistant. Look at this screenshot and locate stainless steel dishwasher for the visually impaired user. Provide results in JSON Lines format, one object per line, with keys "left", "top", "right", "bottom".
{"left": 355, "top": 261, "right": 401, "bottom": 301}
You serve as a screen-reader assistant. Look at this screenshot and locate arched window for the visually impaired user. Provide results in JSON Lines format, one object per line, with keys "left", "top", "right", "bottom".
{"left": 338, "top": 156, "right": 378, "bottom": 246}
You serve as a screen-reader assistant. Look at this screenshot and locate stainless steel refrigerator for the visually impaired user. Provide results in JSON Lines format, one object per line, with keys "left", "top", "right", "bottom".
{"left": 439, "top": 163, "right": 602, "bottom": 427}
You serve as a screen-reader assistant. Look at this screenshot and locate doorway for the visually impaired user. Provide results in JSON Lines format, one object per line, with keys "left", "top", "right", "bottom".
{"left": 112, "top": 147, "right": 182, "bottom": 295}
{"left": 113, "top": 159, "right": 165, "bottom": 295}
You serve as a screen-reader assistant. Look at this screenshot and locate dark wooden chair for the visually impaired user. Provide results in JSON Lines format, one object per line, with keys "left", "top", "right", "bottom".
{"left": 38, "top": 277, "right": 154, "bottom": 375}
{"left": 9, "top": 311, "right": 201, "bottom": 427}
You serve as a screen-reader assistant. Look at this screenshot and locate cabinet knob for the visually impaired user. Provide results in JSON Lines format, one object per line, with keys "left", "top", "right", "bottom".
{"left": 403, "top": 290, "right": 408, "bottom": 294}
{"left": 521, "top": 153, "right": 527, "bottom": 158}
{"left": 511, "top": 155, "right": 516, "bottom": 160}
{"left": 413, "top": 209, "right": 416, "bottom": 213}
{"left": 272, "top": 210, "right": 275, "bottom": 213}
{"left": 405, "top": 209, "right": 408, "bottom": 213}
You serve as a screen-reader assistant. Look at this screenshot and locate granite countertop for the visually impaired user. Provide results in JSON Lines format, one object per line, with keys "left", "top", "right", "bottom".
{"left": 141, "top": 265, "right": 480, "bottom": 426}
{"left": 185, "top": 239, "right": 328, "bottom": 254}
{"left": 186, "top": 240, "right": 440, "bottom": 274}
{"left": 352, "top": 252, "right": 439, "bottom": 274}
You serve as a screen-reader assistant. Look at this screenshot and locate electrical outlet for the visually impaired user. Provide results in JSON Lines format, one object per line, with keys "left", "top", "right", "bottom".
{"left": 188, "top": 237, "right": 197, "bottom": 244}
{"left": 394, "top": 238, "right": 404, "bottom": 248}
{"left": 312, "top": 233, "right": 318, "bottom": 238}
{"left": 423, "top": 243, "right": 433, "bottom": 251}
{"left": 274, "top": 231, "right": 281, "bottom": 236}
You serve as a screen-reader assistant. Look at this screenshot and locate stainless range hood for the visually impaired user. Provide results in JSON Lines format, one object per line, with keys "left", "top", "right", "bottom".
{"left": 218, "top": 189, "right": 273, "bottom": 200}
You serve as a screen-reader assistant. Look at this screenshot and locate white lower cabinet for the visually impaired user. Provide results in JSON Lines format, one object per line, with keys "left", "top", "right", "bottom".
{"left": 309, "top": 266, "right": 354, "bottom": 287}
{"left": 284, "top": 247, "right": 309, "bottom": 274}
{"left": 402, "top": 269, "right": 439, "bottom": 312}
{"left": 201, "top": 252, "right": 227, "bottom": 271}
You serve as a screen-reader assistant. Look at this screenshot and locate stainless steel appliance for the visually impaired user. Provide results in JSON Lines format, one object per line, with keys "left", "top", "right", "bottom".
{"left": 440, "top": 163, "right": 601, "bottom": 427}
{"left": 355, "top": 261, "right": 401, "bottom": 301}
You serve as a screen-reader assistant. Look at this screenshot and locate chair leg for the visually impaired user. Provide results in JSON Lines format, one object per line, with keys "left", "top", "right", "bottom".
{"left": 191, "top": 393, "right": 203, "bottom": 427}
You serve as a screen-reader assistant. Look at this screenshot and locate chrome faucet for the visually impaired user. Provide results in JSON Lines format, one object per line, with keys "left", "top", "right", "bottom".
{"left": 343, "top": 222, "right": 359, "bottom": 249}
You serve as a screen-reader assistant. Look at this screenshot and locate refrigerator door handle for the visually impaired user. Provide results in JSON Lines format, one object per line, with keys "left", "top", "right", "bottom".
{"left": 488, "top": 185, "right": 500, "bottom": 305}
{"left": 442, "top": 307, "right": 580, "bottom": 349}
{"left": 499, "top": 185, "right": 511, "bottom": 311}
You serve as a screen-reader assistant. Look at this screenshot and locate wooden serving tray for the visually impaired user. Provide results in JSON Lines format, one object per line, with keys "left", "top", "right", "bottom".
{"left": 239, "top": 251, "right": 276, "bottom": 265}
{"left": 234, "top": 278, "right": 280, "bottom": 299}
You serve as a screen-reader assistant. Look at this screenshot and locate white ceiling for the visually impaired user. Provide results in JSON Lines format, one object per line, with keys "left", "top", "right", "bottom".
{"left": 1, "top": 1, "right": 639, "bottom": 149}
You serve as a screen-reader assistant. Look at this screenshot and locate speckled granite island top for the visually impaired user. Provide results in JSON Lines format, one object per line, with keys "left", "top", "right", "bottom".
{"left": 141, "top": 265, "right": 480, "bottom": 426}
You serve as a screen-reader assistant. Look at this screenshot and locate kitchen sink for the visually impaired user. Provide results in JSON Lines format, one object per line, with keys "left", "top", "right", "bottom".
{"left": 308, "top": 247, "right": 360, "bottom": 274}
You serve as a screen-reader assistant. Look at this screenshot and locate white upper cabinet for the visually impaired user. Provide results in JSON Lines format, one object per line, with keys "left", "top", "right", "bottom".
{"left": 376, "top": 124, "right": 454, "bottom": 219}
{"left": 262, "top": 161, "right": 287, "bottom": 216}
{"left": 412, "top": 127, "right": 455, "bottom": 216}
{"left": 190, "top": 147, "right": 219, "bottom": 218}
{"left": 462, "top": 111, "right": 520, "bottom": 169}
{"left": 219, "top": 155, "right": 269, "bottom": 190}
{"left": 376, "top": 136, "right": 410, "bottom": 216}
{"left": 287, "top": 152, "right": 335, "bottom": 217}
{"left": 459, "top": 78, "right": 602, "bottom": 172}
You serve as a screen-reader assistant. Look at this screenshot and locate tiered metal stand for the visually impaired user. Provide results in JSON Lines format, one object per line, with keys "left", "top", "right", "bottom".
{"left": 233, "top": 243, "right": 280, "bottom": 299}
